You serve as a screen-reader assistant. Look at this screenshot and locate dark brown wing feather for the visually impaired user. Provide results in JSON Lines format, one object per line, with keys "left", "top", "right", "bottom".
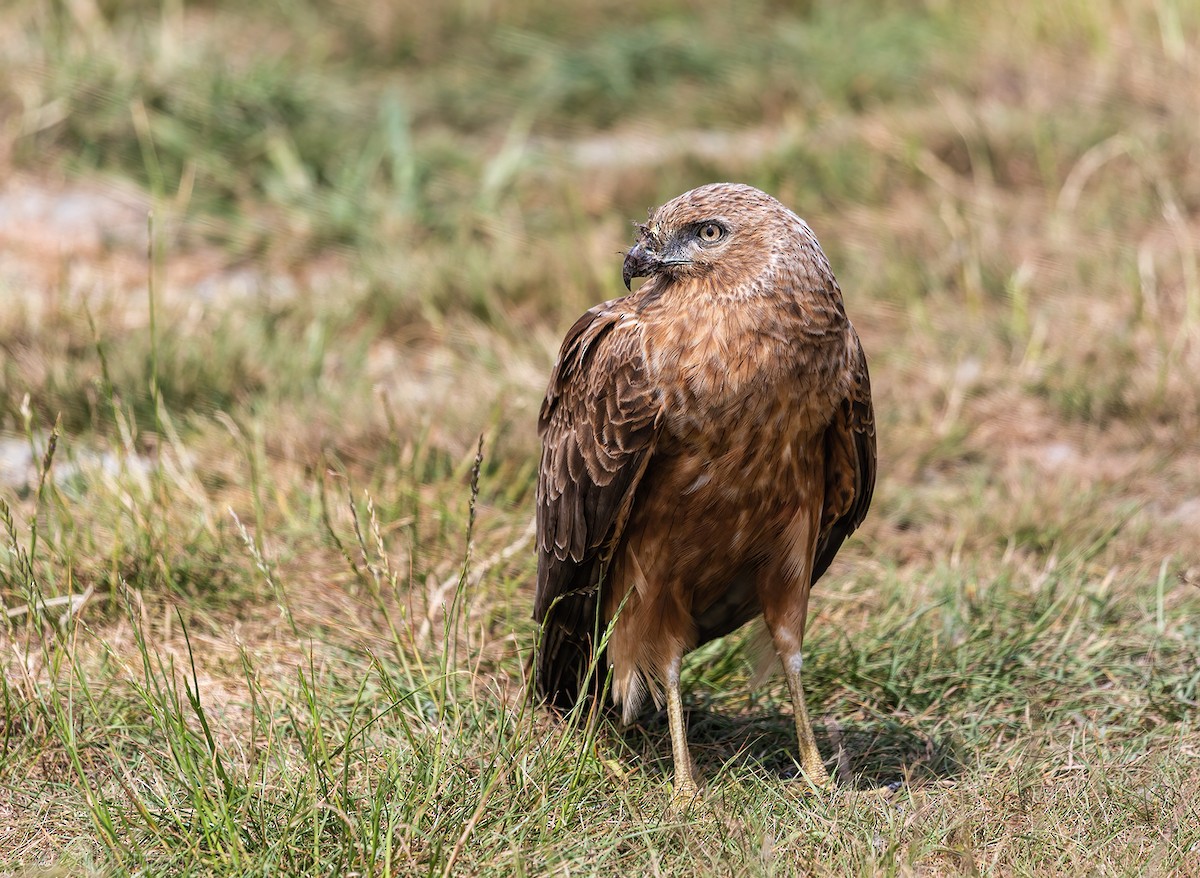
{"left": 813, "top": 330, "right": 876, "bottom": 584}
{"left": 533, "top": 300, "right": 662, "bottom": 708}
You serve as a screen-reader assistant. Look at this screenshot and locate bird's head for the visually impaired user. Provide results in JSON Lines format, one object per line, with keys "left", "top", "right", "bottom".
{"left": 622, "top": 183, "right": 810, "bottom": 292}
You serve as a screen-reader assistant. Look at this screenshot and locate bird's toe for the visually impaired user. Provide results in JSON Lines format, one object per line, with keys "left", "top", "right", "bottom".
{"left": 866, "top": 780, "right": 904, "bottom": 799}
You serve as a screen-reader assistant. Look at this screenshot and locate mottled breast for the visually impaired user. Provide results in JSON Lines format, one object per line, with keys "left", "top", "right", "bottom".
{"left": 641, "top": 293, "right": 851, "bottom": 459}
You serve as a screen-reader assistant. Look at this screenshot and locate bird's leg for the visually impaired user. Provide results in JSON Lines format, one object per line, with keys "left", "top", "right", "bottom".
{"left": 743, "top": 598, "right": 830, "bottom": 787}
{"left": 665, "top": 653, "right": 700, "bottom": 806}
{"left": 760, "top": 498, "right": 832, "bottom": 790}
{"left": 782, "top": 652, "right": 831, "bottom": 788}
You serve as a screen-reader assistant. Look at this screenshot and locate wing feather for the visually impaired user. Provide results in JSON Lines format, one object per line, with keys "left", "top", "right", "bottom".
{"left": 533, "top": 301, "right": 662, "bottom": 707}
{"left": 813, "top": 329, "right": 876, "bottom": 584}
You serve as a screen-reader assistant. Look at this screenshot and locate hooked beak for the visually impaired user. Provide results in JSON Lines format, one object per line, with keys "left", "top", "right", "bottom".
{"left": 622, "top": 242, "right": 658, "bottom": 291}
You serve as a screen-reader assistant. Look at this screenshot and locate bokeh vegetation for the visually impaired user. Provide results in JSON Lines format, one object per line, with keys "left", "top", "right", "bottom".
{"left": 1, "top": 0, "right": 1199, "bottom": 874}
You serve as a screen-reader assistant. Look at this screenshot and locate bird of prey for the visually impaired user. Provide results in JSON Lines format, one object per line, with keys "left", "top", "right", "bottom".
{"left": 533, "top": 183, "right": 875, "bottom": 801}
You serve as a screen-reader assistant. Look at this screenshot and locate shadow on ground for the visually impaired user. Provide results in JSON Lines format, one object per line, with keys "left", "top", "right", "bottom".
{"left": 620, "top": 707, "right": 962, "bottom": 790}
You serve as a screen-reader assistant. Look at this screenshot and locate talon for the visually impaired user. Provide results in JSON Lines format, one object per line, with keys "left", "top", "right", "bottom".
{"left": 871, "top": 780, "right": 904, "bottom": 798}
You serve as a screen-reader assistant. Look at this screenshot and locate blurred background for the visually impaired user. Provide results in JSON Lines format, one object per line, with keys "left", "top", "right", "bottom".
{"left": 2, "top": 0, "right": 1197, "bottom": 581}
{"left": 2, "top": 1, "right": 1199, "bottom": 872}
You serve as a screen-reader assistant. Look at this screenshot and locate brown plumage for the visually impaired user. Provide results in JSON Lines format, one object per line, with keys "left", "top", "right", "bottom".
{"left": 533, "top": 183, "right": 876, "bottom": 800}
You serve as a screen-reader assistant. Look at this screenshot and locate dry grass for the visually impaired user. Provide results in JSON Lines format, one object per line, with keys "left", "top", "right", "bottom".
{"left": 2, "top": 0, "right": 1200, "bottom": 875}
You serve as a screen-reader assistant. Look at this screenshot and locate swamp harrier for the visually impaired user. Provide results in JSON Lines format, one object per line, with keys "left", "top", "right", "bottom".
{"left": 533, "top": 183, "right": 876, "bottom": 802}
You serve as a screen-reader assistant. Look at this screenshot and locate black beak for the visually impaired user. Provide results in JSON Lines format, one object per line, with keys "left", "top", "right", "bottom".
{"left": 622, "top": 242, "right": 659, "bottom": 290}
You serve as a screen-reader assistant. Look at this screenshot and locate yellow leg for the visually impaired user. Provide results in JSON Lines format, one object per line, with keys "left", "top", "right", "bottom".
{"left": 783, "top": 654, "right": 831, "bottom": 788}
{"left": 665, "top": 655, "right": 700, "bottom": 807}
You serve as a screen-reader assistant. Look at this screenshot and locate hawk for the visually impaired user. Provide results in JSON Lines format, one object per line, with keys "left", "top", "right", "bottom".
{"left": 533, "top": 183, "right": 876, "bottom": 801}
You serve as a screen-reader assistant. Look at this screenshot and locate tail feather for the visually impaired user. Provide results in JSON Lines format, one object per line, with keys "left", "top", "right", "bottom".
{"left": 534, "top": 587, "right": 607, "bottom": 710}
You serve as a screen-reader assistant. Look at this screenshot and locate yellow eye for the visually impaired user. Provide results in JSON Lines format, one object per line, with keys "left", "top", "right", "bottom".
{"left": 698, "top": 223, "right": 724, "bottom": 243}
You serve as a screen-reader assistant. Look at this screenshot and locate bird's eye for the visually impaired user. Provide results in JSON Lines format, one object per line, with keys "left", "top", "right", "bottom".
{"left": 697, "top": 223, "right": 724, "bottom": 243}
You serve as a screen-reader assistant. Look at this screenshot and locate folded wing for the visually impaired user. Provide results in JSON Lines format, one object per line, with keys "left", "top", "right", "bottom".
{"left": 814, "top": 330, "right": 876, "bottom": 585}
{"left": 533, "top": 302, "right": 663, "bottom": 707}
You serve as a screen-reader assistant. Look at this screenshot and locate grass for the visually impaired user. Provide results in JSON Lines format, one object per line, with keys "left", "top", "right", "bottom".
{"left": 2, "top": 0, "right": 1200, "bottom": 875}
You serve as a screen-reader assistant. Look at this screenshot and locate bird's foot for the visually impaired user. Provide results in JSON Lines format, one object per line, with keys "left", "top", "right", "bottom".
{"left": 797, "top": 766, "right": 903, "bottom": 799}
{"left": 669, "top": 761, "right": 703, "bottom": 812}
{"left": 806, "top": 774, "right": 836, "bottom": 793}
{"left": 797, "top": 758, "right": 834, "bottom": 793}
{"left": 670, "top": 779, "right": 702, "bottom": 812}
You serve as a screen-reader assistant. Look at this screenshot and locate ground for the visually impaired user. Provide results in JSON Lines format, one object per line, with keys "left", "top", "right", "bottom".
{"left": 1, "top": 1, "right": 1199, "bottom": 875}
